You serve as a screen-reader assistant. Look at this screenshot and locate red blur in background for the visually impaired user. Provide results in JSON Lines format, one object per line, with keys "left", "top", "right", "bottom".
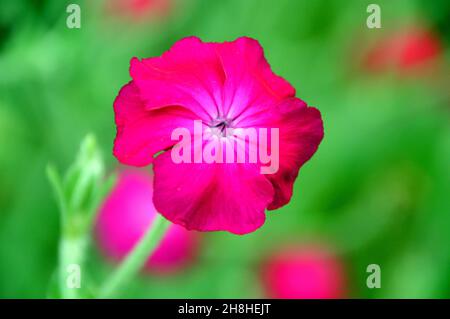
{"left": 261, "top": 244, "right": 347, "bottom": 299}
{"left": 106, "top": 0, "right": 172, "bottom": 21}
{"left": 363, "top": 26, "right": 443, "bottom": 75}
{"left": 96, "top": 169, "right": 199, "bottom": 274}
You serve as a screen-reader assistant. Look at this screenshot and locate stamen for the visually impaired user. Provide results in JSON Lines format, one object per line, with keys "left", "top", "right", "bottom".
{"left": 210, "top": 118, "right": 233, "bottom": 137}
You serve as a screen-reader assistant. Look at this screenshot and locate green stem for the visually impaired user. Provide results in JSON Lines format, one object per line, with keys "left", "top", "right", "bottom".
{"left": 98, "top": 214, "right": 171, "bottom": 298}
{"left": 59, "top": 233, "right": 88, "bottom": 299}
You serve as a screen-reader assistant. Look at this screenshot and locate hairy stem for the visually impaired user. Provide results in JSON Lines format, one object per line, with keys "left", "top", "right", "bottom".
{"left": 99, "top": 214, "right": 171, "bottom": 298}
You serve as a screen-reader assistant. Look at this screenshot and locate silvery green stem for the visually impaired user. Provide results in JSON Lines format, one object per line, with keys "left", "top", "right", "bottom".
{"left": 99, "top": 214, "right": 171, "bottom": 298}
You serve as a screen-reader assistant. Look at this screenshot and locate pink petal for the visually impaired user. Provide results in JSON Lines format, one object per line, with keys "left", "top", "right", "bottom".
{"left": 215, "top": 37, "right": 296, "bottom": 124}
{"left": 113, "top": 81, "right": 198, "bottom": 166}
{"left": 130, "top": 37, "right": 225, "bottom": 121}
{"left": 265, "top": 98, "right": 324, "bottom": 210}
{"left": 152, "top": 152, "right": 275, "bottom": 234}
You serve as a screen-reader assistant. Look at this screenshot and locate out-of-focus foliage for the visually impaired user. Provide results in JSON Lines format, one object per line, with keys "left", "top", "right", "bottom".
{"left": 0, "top": 0, "right": 448, "bottom": 298}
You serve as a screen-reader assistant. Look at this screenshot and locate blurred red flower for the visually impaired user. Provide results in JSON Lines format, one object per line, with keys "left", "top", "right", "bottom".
{"left": 96, "top": 169, "right": 199, "bottom": 274}
{"left": 261, "top": 244, "right": 347, "bottom": 299}
{"left": 363, "top": 26, "right": 443, "bottom": 74}
{"left": 107, "top": 0, "right": 172, "bottom": 21}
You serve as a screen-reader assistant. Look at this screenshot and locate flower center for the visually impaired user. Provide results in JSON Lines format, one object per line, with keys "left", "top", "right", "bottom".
{"left": 209, "top": 118, "right": 234, "bottom": 138}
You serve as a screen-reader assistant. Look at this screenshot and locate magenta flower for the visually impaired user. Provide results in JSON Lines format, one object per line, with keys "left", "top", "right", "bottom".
{"left": 113, "top": 37, "right": 323, "bottom": 234}
{"left": 261, "top": 244, "right": 347, "bottom": 299}
{"left": 96, "top": 169, "right": 199, "bottom": 273}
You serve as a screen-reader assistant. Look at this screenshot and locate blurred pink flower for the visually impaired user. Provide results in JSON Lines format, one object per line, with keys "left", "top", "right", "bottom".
{"left": 363, "top": 26, "right": 443, "bottom": 74}
{"left": 96, "top": 169, "right": 198, "bottom": 274}
{"left": 107, "top": 0, "right": 171, "bottom": 21}
{"left": 261, "top": 244, "right": 347, "bottom": 299}
{"left": 113, "top": 36, "right": 323, "bottom": 234}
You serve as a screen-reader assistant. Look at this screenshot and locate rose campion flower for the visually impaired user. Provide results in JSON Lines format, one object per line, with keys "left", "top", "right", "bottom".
{"left": 363, "top": 27, "right": 442, "bottom": 74}
{"left": 261, "top": 244, "right": 346, "bottom": 299}
{"left": 96, "top": 169, "right": 198, "bottom": 273}
{"left": 113, "top": 37, "right": 324, "bottom": 234}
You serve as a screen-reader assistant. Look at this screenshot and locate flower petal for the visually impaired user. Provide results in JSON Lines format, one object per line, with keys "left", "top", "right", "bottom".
{"left": 265, "top": 98, "right": 324, "bottom": 210}
{"left": 215, "top": 37, "right": 296, "bottom": 123}
{"left": 113, "top": 81, "right": 198, "bottom": 166}
{"left": 152, "top": 152, "right": 275, "bottom": 234}
{"left": 130, "top": 36, "right": 225, "bottom": 121}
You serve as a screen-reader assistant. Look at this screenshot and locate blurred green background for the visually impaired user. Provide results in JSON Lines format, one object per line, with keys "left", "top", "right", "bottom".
{"left": 0, "top": 0, "right": 449, "bottom": 298}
